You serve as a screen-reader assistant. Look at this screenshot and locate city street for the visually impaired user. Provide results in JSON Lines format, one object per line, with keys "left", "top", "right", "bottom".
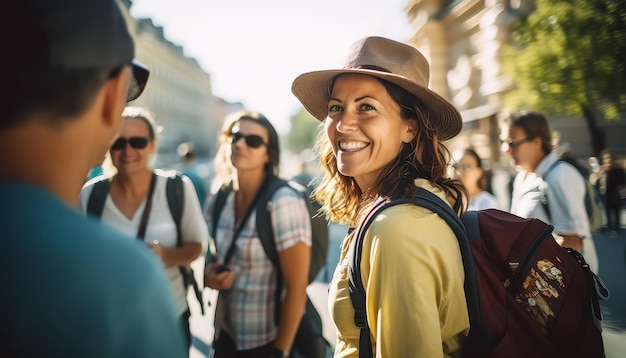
{"left": 188, "top": 219, "right": 626, "bottom": 358}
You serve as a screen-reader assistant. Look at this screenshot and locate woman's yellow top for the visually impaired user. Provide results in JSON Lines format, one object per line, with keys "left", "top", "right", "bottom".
{"left": 329, "top": 180, "right": 469, "bottom": 357}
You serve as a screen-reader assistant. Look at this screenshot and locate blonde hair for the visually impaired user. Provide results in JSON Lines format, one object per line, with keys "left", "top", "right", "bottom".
{"left": 121, "top": 106, "right": 157, "bottom": 141}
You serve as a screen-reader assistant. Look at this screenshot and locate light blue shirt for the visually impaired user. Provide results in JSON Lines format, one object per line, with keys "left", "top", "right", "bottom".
{"left": 468, "top": 191, "right": 500, "bottom": 211}
{"left": 510, "top": 151, "right": 599, "bottom": 273}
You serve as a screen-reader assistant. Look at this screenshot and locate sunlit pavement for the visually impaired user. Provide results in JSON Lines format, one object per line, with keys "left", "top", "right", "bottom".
{"left": 187, "top": 257, "right": 215, "bottom": 358}
{"left": 188, "top": 213, "right": 626, "bottom": 358}
{"left": 593, "top": 225, "right": 626, "bottom": 357}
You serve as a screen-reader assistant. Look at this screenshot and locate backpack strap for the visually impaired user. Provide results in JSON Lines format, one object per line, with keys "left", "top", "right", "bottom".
{"left": 210, "top": 181, "right": 233, "bottom": 240}
{"left": 540, "top": 158, "right": 592, "bottom": 222}
{"left": 165, "top": 173, "right": 205, "bottom": 315}
{"left": 540, "top": 159, "right": 564, "bottom": 221}
{"left": 348, "top": 188, "right": 481, "bottom": 358}
{"left": 166, "top": 174, "right": 184, "bottom": 247}
{"left": 254, "top": 177, "right": 292, "bottom": 325}
{"left": 86, "top": 178, "right": 112, "bottom": 218}
{"left": 136, "top": 173, "right": 158, "bottom": 240}
{"left": 255, "top": 177, "right": 290, "bottom": 267}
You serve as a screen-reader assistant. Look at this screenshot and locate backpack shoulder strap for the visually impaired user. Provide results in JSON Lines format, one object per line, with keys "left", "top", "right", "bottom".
{"left": 541, "top": 158, "right": 591, "bottom": 221}
{"left": 255, "top": 177, "right": 291, "bottom": 267}
{"left": 166, "top": 173, "right": 208, "bottom": 315}
{"left": 210, "top": 182, "right": 233, "bottom": 240}
{"left": 539, "top": 159, "right": 564, "bottom": 221}
{"left": 166, "top": 174, "right": 184, "bottom": 247}
{"left": 86, "top": 178, "right": 112, "bottom": 218}
{"left": 253, "top": 176, "right": 292, "bottom": 325}
{"left": 348, "top": 188, "right": 480, "bottom": 358}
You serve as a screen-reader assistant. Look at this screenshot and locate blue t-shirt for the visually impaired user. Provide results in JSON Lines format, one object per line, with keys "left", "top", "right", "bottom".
{"left": 0, "top": 182, "right": 187, "bottom": 357}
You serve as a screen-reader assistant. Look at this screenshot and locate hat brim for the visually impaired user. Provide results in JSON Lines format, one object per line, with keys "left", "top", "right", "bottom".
{"left": 291, "top": 68, "right": 462, "bottom": 141}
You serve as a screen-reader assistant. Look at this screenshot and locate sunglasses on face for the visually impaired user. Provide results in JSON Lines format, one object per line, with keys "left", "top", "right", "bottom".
{"left": 227, "top": 132, "right": 267, "bottom": 148}
{"left": 111, "top": 136, "right": 149, "bottom": 150}
{"left": 109, "top": 59, "right": 150, "bottom": 102}
{"left": 128, "top": 60, "right": 150, "bottom": 102}
{"left": 453, "top": 164, "right": 477, "bottom": 172}
{"left": 501, "top": 138, "right": 531, "bottom": 149}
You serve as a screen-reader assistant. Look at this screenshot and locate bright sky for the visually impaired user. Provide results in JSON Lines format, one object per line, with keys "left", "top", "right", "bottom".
{"left": 129, "top": 0, "right": 412, "bottom": 134}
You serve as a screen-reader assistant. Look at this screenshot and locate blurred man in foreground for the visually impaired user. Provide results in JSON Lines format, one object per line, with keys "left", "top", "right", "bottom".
{"left": 0, "top": 1, "right": 186, "bottom": 356}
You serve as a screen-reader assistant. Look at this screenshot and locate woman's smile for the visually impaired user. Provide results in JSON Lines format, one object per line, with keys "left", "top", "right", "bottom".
{"left": 338, "top": 140, "right": 369, "bottom": 152}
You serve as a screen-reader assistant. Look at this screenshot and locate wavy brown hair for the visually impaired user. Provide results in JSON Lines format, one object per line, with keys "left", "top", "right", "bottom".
{"left": 313, "top": 77, "right": 467, "bottom": 226}
{"left": 214, "top": 110, "right": 280, "bottom": 187}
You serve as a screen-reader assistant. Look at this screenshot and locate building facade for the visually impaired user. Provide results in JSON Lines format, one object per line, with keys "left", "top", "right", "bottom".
{"left": 118, "top": 0, "right": 222, "bottom": 168}
{"left": 404, "top": 0, "right": 626, "bottom": 172}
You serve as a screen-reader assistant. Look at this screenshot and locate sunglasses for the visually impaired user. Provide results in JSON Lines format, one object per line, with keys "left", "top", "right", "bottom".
{"left": 128, "top": 60, "right": 150, "bottom": 102}
{"left": 501, "top": 138, "right": 531, "bottom": 149}
{"left": 227, "top": 132, "right": 267, "bottom": 148}
{"left": 109, "top": 59, "right": 150, "bottom": 102}
{"left": 111, "top": 137, "right": 149, "bottom": 150}
{"left": 453, "top": 163, "right": 477, "bottom": 172}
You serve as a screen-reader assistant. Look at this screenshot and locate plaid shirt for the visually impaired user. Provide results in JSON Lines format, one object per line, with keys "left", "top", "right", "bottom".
{"left": 211, "top": 186, "right": 312, "bottom": 350}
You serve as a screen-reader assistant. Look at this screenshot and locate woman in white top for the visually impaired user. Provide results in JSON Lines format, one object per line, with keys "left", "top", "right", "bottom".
{"left": 456, "top": 148, "right": 500, "bottom": 211}
{"left": 79, "top": 107, "right": 208, "bottom": 352}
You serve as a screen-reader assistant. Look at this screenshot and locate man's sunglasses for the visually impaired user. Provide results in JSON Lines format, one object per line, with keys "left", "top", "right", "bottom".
{"left": 109, "top": 59, "right": 150, "bottom": 102}
{"left": 227, "top": 132, "right": 267, "bottom": 148}
{"left": 501, "top": 138, "right": 531, "bottom": 149}
{"left": 111, "top": 137, "right": 149, "bottom": 150}
{"left": 128, "top": 60, "right": 150, "bottom": 102}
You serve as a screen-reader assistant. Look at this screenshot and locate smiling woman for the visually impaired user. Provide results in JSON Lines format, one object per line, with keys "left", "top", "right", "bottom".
{"left": 291, "top": 36, "right": 469, "bottom": 357}
{"left": 78, "top": 106, "right": 209, "bottom": 353}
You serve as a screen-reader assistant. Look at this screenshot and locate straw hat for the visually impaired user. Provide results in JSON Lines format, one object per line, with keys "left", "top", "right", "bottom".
{"left": 291, "top": 36, "right": 462, "bottom": 140}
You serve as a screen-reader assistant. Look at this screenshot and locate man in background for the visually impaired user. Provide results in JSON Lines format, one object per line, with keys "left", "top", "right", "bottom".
{"left": 503, "top": 110, "right": 599, "bottom": 273}
{"left": 177, "top": 142, "right": 208, "bottom": 209}
{"left": 592, "top": 149, "right": 626, "bottom": 232}
{"left": 0, "top": 1, "right": 186, "bottom": 356}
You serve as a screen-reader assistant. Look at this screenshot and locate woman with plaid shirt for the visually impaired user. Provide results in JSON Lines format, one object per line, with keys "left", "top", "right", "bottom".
{"left": 204, "top": 110, "right": 312, "bottom": 358}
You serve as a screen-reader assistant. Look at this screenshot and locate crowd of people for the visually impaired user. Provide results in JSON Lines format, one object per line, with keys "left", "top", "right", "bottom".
{"left": 3, "top": 1, "right": 624, "bottom": 357}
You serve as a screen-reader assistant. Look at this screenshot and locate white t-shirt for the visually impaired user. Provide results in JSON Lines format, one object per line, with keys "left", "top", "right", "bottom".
{"left": 510, "top": 151, "right": 599, "bottom": 273}
{"left": 79, "top": 170, "right": 209, "bottom": 314}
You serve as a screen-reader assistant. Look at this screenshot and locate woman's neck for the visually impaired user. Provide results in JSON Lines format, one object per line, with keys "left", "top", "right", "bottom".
{"left": 233, "top": 170, "right": 267, "bottom": 221}
{"left": 236, "top": 169, "right": 267, "bottom": 194}
{"left": 112, "top": 169, "right": 153, "bottom": 196}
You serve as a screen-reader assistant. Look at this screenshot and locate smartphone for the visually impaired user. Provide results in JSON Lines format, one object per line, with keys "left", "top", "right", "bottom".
{"left": 215, "top": 265, "right": 231, "bottom": 274}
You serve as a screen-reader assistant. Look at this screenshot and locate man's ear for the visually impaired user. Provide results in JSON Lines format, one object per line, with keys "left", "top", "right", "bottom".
{"left": 403, "top": 119, "right": 418, "bottom": 143}
{"left": 101, "top": 67, "right": 131, "bottom": 129}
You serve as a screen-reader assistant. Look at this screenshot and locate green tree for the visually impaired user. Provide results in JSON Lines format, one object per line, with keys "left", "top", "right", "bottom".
{"left": 503, "top": 0, "right": 626, "bottom": 155}
{"left": 284, "top": 108, "right": 322, "bottom": 155}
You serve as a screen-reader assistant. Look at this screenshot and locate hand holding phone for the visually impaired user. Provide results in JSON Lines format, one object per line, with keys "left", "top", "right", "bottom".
{"left": 204, "top": 262, "right": 235, "bottom": 290}
{"left": 215, "top": 265, "right": 231, "bottom": 274}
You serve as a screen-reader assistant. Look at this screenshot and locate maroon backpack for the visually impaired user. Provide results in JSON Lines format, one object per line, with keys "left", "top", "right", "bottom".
{"left": 349, "top": 187, "right": 609, "bottom": 357}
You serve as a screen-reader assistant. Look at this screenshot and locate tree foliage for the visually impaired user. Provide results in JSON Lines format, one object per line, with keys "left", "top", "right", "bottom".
{"left": 284, "top": 107, "right": 322, "bottom": 155}
{"left": 503, "top": 0, "right": 626, "bottom": 120}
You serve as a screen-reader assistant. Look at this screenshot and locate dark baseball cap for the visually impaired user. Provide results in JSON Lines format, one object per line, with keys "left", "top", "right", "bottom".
{"left": 3, "top": 0, "right": 149, "bottom": 102}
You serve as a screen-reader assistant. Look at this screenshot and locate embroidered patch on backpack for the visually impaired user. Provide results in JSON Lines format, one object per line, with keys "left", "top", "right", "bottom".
{"left": 514, "top": 259, "right": 564, "bottom": 335}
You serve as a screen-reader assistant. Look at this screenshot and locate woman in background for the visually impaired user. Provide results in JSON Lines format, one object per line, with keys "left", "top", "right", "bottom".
{"left": 203, "top": 110, "right": 311, "bottom": 358}
{"left": 456, "top": 148, "right": 500, "bottom": 211}
{"left": 79, "top": 106, "right": 208, "bottom": 353}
